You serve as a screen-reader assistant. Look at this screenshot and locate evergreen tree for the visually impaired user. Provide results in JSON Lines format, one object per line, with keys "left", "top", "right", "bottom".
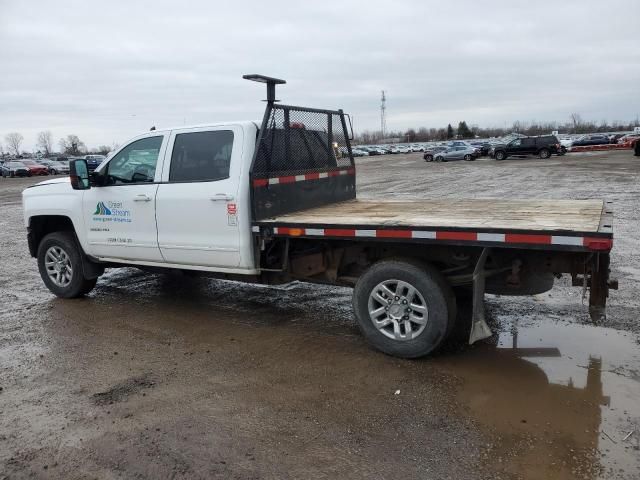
{"left": 446, "top": 124, "right": 454, "bottom": 139}
{"left": 457, "top": 121, "right": 472, "bottom": 138}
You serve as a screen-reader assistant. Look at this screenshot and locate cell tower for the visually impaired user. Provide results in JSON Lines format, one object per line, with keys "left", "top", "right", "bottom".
{"left": 380, "top": 90, "right": 387, "bottom": 139}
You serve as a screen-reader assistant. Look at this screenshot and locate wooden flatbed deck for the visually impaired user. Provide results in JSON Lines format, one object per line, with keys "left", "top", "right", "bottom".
{"left": 254, "top": 198, "right": 613, "bottom": 252}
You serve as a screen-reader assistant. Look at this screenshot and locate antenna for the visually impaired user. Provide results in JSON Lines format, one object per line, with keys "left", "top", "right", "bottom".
{"left": 243, "top": 74, "right": 286, "bottom": 104}
{"left": 380, "top": 90, "right": 387, "bottom": 139}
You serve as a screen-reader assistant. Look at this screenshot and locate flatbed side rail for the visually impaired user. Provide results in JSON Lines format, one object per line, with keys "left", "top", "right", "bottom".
{"left": 250, "top": 222, "right": 613, "bottom": 253}
{"left": 249, "top": 103, "right": 356, "bottom": 221}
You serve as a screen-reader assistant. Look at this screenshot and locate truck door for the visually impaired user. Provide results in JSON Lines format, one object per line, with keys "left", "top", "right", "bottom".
{"left": 82, "top": 134, "right": 167, "bottom": 262}
{"left": 521, "top": 137, "right": 536, "bottom": 155}
{"left": 155, "top": 126, "right": 242, "bottom": 268}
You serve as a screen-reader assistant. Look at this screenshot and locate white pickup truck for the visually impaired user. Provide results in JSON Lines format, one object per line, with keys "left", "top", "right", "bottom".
{"left": 22, "top": 75, "right": 616, "bottom": 358}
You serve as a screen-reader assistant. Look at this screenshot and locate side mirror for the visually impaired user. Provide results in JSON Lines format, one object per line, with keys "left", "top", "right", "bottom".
{"left": 69, "top": 159, "right": 90, "bottom": 190}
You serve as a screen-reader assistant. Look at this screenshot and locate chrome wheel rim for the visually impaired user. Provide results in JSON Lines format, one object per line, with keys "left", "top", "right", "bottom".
{"left": 367, "top": 279, "right": 428, "bottom": 341}
{"left": 45, "top": 246, "right": 73, "bottom": 287}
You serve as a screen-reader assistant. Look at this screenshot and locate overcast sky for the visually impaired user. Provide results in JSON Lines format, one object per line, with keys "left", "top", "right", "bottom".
{"left": 1, "top": 0, "right": 639, "bottom": 151}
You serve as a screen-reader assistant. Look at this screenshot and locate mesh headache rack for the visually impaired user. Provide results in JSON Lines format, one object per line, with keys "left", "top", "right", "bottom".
{"left": 244, "top": 74, "right": 356, "bottom": 221}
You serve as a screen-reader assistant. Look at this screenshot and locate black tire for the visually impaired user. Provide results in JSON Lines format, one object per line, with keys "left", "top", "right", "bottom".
{"left": 464, "top": 154, "right": 472, "bottom": 161}
{"left": 37, "top": 231, "right": 97, "bottom": 298}
{"left": 538, "top": 148, "right": 550, "bottom": 159}
{"left": 494, "top": 151, "right": 506, "bottom": 161}
{"left": 353, "top": 259, "right": 456, "bottom": 358}
{"left": 51, "top": 169, "right": 57, "bottom": 175}
{"left": 424, "top": 154, "right": 433, "bottom": 162}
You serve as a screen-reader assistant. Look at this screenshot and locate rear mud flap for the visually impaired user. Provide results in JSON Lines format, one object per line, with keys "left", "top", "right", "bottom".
{"left": 469, "top": 248, "right": 493, "bottom": 344}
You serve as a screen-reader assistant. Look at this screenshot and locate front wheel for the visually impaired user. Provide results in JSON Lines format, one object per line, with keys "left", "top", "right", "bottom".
{"left": 464, "top": 154, "right": 472, "bottom": 161}
{"left": 37, "top": 231, "right": 97, "bottom": 298}
{"left": 538, "top": 148, "right": 550, "bottom": 159}
{"left": 494, "top": 151, "right": 506, "bottom": 161}
{"left": 353, "top": 259, "right": 455, "bottom": 358}
{"left": 424, "top": 154, "right": 433, "bottom": 162}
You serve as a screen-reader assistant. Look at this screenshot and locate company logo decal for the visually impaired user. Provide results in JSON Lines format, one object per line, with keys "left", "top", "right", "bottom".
{"left": 92, "top": 201, "right": 132, "bottom": 223}
{"left": 93, "top": 202, "right": 112, "bottom": 215}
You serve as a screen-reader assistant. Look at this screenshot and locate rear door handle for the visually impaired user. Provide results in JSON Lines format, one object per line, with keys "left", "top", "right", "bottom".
{"left": 133, "top": 194, "right": 152, "bottom": 202}
{"left": 210, "top": 194, "right": 234, "bottom": 202}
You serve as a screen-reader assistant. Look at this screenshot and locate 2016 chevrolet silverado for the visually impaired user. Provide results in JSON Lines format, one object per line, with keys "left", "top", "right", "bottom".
{"left": 22, "top": 75, "right": 616, "bottom": 358}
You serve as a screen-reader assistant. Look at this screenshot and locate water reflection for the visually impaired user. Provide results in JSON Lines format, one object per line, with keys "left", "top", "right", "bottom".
{"left": 439, "top": 318, "right": 640, "bottom": 479}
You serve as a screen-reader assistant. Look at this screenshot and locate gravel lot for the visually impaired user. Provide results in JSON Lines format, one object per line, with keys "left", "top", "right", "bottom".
{"left": 1, "top": 150, "right": 639, "bottom": 479}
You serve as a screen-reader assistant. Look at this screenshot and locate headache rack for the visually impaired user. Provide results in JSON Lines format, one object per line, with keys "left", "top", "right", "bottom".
{"left": 244, "top": 74, "right": 356, "bottom": 221}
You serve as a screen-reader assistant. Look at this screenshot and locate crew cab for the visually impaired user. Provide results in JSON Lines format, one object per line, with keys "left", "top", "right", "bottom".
{"left": 22, "top": 75, "right": 616, "bottom": 358}
{"left": 490, "top": 135, "right": 561, "bottom": 160}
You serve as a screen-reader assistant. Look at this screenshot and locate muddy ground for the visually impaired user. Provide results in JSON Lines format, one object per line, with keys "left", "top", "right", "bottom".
{"left": 1, "top": 150, "right": 639, "bottom": 479}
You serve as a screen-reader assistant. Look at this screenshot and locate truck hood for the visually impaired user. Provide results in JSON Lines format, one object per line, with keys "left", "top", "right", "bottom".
{"left": 27, "top": 177, "right": 71, "bottom": 188}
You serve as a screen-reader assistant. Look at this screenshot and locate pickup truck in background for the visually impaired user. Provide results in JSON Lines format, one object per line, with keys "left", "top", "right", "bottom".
{"left": 22, "top": 75, "right": 616, "bottom": 358}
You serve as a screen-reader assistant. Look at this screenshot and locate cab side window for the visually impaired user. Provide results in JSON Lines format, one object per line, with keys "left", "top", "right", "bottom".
{"left": 106, "top": 136, "right": 163, "bottom": 185}
{"left": 169, "top": 130, "right": 234, "bottom": 182}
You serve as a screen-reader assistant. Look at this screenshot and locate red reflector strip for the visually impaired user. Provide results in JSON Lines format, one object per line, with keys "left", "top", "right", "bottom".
{"left": 267, "top": 227, "right": 612, "bottom": 251}
{"left": 279, "top": 175, "right": 296, "bottom": 184}
{"left": 505, "top": 234, "right": 552, "bottom": 245}
{"left": 252, "top": 168, "right": 355, "bottom": 187}
{"left": 252, "top": 178, "right": 268, "bottom": 187}
{"left": 436, "top": 231, "right": 477, "bottom": 241}
{"left": 274, "top": 227, "right": 305, "bottom": 236}
{"left": 324, "top": 228, "right": 356, "bottom": 237}
{"left": 583, "top": 237, "right": 613, "bottom": 251}
{"left": 376, "top": 230, "right": 412, "bottom": 239}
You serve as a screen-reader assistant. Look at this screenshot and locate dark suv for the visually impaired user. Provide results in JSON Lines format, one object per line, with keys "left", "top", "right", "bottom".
{"left": 490, "top": 135, "right": 561, "bottom": 160}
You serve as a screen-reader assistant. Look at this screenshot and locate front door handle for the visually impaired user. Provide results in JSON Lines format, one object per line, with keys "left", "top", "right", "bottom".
{"left": 209, "top": 194, "right": 234, "bottom": 202}
{"left": 133, "top": 194, "right": 152, "bottom": 202}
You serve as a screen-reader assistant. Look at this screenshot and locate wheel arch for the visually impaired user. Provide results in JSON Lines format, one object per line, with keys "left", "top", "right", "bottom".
{"left": 27, "top": 215, "right": 78, "bottom": 258}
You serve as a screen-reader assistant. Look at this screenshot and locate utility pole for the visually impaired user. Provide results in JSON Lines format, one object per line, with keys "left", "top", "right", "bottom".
{"left": 380, "top": 90, "right": 386, "bottom": 140}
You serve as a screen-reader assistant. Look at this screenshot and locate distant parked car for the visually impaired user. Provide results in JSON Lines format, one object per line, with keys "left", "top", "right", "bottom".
{"left": 470, "top": 142, "right": 491, "bottom": 156}
{"left": 617, "top": 133, "right": 640, "bottom": 145}
{"left": 351, "top": 148, "right": 369, "bottom": 157}
{"left": 395, "top": 145, "right": 412, "bottom": 154}
{"left": 38, "top": 159, "right": 70, "bottom": 175}
{"left": 1, "top": 161, "right": 30, "bottom": 178}
{"left": 423, "top": 146, "right": 448, "bottom": 162}
{"left": 490, "top": 135, "right": 561, "bottom": 160}
{"left": 20, "top": 159, "right": 49, "bottom": 176}
{"left": 570, "top": 134, "right": 611, "bottom": 147}
{"left": 433, "top": 146, "right": 478, "bottom": 162}
{"left": 83, "top": 154, "right": 106, "bottom": 171}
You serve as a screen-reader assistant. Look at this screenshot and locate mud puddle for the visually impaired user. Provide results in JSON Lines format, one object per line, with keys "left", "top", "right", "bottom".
{"left": 437, "top": 317, "right": 640, "bottom": 480}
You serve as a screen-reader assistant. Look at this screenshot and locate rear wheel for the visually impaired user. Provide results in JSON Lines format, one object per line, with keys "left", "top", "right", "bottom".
{"left": 495, "top": 151, "right": 506, "bottom": 161}
{"left": 353, "top": 259, "right": 455, "bottom": 358}
{"left": 538, "top": 148, "right": 550, "bottom": 159}
{"left": 37, "top": 231, "right": 97, "bottom": 298}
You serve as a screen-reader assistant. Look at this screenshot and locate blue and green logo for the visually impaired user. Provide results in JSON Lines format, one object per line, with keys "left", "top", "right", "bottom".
{"left": 93, "top": 202, "right": 112, "bottom": 215}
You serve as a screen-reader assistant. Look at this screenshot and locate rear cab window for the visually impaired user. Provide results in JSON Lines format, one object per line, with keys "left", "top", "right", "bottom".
{"left": 169, "top": 130, "right": 234, "bottom": 182}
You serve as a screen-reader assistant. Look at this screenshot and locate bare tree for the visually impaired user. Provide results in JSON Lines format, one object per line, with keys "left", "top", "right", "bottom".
{"left": 94, "top": 145, "right": 112, "bottom": 155}
{"left": 36, "top": 130, "right": 54, "bottom": 156}
{"left": 570, "top": 113, "right": 583, "bottom": 133}
{"left": 5, "top": 132, "right": 24, "bottom": 156}
{"left": 59, "top": 134, "right": 86, "bottom": 156}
